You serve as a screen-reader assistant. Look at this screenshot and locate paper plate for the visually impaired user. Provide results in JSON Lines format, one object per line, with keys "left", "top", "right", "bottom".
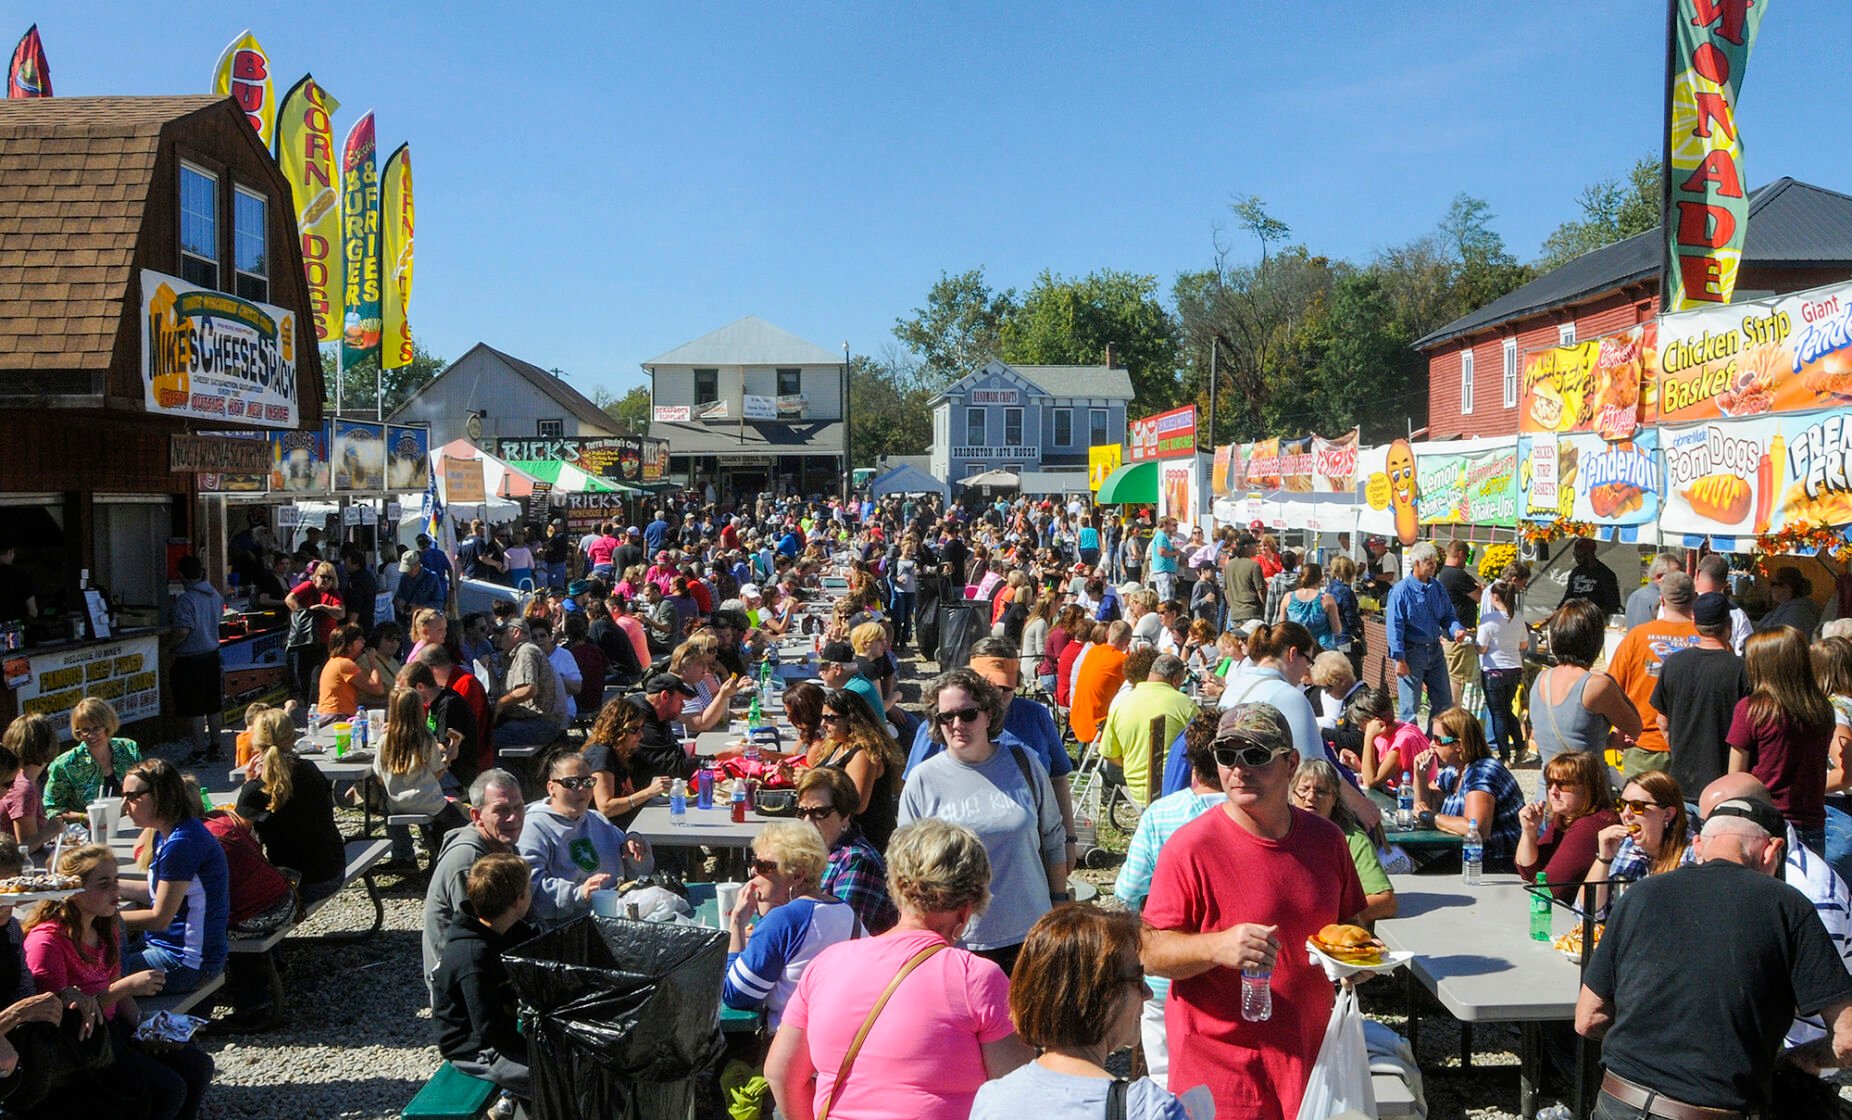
{"left": 1304, "top": 939, "right": 1412, "bottom": 980}
{"left": 0, "top": 888, "right": 79, "bottom": 905}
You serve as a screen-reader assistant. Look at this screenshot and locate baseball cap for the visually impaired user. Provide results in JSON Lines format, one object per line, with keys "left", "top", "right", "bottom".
{"left": 1215, "top": 702, "right": 1292, "bottom": 754}
{"left": 1693, "top": 591, "right": 1731, "bottom": 628}
{"left": 819, "top": 641, "right": 857, "bottom": 665}
{"left": 1705, "top": 796, "right": 1786, "bottom": 838}
{"left": 739, "top": 583, "right": 762, "bottom": 599}
{"left": 642, "top": 672, "right": 697, "bottom": 697}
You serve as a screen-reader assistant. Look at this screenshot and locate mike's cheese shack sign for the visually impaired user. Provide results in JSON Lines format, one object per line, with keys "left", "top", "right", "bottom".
{"left": 141, "top": 269, "right": 302, "bottom": 429}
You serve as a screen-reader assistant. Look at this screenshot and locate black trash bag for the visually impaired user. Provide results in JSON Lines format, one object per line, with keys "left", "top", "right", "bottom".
{"left": 503, "top": 916, "right": 729, "bottom": 1120}
{"left": 916, "top": 574, "right": 946, "bottom": 661}
{"left": 935, "top": 599, "right": 990, "bottom": 671}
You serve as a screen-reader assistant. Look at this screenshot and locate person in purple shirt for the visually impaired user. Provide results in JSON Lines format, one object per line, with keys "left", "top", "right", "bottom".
{"left": 1384, "top": 541, "right": 1466, "bottom": 723}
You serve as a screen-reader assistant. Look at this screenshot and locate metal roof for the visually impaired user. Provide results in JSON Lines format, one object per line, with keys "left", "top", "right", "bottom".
{"left": 939, "top": 360, "right": 1135, "bottom": 401}
{"left": 390, "top": 342, "right": 616, "bottom": 432}
{"left": 643, "top": 315, "right": 842, "bottom": 368}
{"left": 647, "top": 418, "right": 843, "bottom": 456}
{"left": 1414, "top": 177, "right": 1852, "bottom": 351}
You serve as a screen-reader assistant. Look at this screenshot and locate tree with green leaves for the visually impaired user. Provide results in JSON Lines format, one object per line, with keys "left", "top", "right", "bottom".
{"left": 594, "top": 385, "right": 652, "bottom": 435}
{"left": 999, "top": 268, "right": 1181, "bottom": 406}
{"left": 892, "top": 268, "right": 1017, "bottom": 388}
{"left": 324, "top": 340, "right": 446, "bottom": 419}
{"left": 1537, "top": 155, "right": 1659, "bottom": 271}
{"left": 1439, "top": 193, "right": 1532, "bottom": 313}
{"left": 847, "top": 348, "right": 935, "bottom": 463}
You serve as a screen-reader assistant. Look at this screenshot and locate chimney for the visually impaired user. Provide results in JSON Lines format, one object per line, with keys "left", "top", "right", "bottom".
{"left": 1104, "top": 343, "right": 1116, "bottom": 368}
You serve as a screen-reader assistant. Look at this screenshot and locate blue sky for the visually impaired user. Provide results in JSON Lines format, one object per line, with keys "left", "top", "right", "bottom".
{"left": 30, "top": 2, "right": 1852, "bottom": 398}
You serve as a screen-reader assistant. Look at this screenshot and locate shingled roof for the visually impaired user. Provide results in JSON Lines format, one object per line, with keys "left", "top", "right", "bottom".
{"left": 0, "top": 95, "right": 227, "bottom": 374}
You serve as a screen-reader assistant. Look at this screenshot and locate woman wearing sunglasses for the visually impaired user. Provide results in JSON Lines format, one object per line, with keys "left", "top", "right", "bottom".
{"left": 724, "top": 821, "right": 862, "bottom": 1028}
{"left": 1515, "top": 749, "right": 1618, "bottom": 904}
{"left": 1589, "top": 770, "right": 1695, "bottom": 916}
{"left": 514, "top": 752, "right": 654, "bottom": 930}
{"left": 805, "top": 690, "right": 903, "bottom": 854}
{"left": 583, "top": 698, "right": 669, "bottom": 828}
{"left": 1409, "top": 707, "right": 1524, "bottom": 869}
{"left": 796, "top": 766, "right": 897, "bottom": 933}
{"left": 899, "top": 668, "right": 1067, "bottom": 976}
{"left": 116, "top": 759, "right": 229, "bottom": 996}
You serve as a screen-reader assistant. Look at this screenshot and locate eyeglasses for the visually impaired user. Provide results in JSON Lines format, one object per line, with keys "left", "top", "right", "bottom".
{"left": 121, "top": 789, "right": 149, "bottom": 804}
{"left": 550, "top": 776, "right": 596, "bottom": 791}
{"left": 795, "top": 804, "right": 837, "bottom": 821}
{"left": 1618, "top": 798, "right": 1661, "bottom": 815}
{"left": 935, "top": 707, "right": 983, "bottom": 728}
{"left": 751, "top": 858, "right": 780, "bottom": 877}
{"left": 1212, "top": 738, "right": 1289, "bottom": 769}
{"left": 72, "top": 725, "right": 104, "bottom": 738}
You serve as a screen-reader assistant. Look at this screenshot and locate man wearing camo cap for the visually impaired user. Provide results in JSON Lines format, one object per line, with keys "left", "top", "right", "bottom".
{"left": 1139, "top": 702, "right": 1367, "bottom": 1120}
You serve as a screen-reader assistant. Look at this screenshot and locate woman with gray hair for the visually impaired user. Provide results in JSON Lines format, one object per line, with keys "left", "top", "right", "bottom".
{"left": 899, "top": 668, "right": 1067, "bottom": 975}
{"left": 765, "top": 818, "right": 1030, "bottom": 1120}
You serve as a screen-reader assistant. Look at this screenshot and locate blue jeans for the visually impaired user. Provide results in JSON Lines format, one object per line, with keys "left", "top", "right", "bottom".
{"left": 126, "top": 941, "right": 221, "bottom": 995}
{"left": 1395, "top": 643, "right": 1452, "bottom": 724}
{"left": 1482, "top": 667, "right": 1523, "bottom": 760}
{"left": 1826, "top": 799, "right": 1852, "bottom": 888}
{"left": 890, "top": 590, "right": 916, "bottom": 647}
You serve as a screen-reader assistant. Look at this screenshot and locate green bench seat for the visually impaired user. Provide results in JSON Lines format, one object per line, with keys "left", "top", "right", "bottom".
{"left": 401, "top": 1061, "right": 496, "bottom": 1120}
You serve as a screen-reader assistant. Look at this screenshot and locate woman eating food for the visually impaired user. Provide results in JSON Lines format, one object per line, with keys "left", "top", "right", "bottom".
{"left": 1409, "top": 707, "right": 1524, "bottom": 871}
{"left": 1589, "top": 771, "right": 1695, "bottom": 916}
{"left": 1515, "top": 749, "right": 1619, "bottom": 904}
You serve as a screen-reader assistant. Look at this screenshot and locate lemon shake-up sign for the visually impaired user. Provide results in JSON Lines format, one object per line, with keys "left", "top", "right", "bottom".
{"left": 141, "top": 270, "right": 300, "bottom": 428}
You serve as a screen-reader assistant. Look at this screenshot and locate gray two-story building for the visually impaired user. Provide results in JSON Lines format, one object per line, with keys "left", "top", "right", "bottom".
{"left": 930, "top": 360, "right": 1134, "bottom": 494}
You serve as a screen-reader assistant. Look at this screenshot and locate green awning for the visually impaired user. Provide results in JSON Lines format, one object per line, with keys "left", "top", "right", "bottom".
{"left": 504, "top": 460, "right": 641, "bottom": 494}
{"left": 1096, "top": 460, "right": 1158, "bottom": 505}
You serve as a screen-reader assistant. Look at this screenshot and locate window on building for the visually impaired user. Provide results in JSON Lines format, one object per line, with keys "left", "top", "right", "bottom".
{"left": 1559, "top": 323, "right": 1575, "bottom": 346}
{"left": 1502, "top": 338, "right": 1518, "bottom": 409}
{"left": 1460, "top": 349, "right": 1475, "bottom": 414}
{"left": 1053, "top": 408, "right": 1073, "bottom": 447}
{"left": 776, "top": 368, "right": 801, "bottom": 397}
{"left": 179, "top": 163, "right": 218, "bottom": 288}
{"left": 966, "top": 407, "right": 985, "bottom": 446}
{"left": 233, "top": 186, "right": 268, "bottom": 302}
{"left": 1090, "top": 408, "right": 1109, "bottom": 446}
{"left": 537, "top": 419, "right": 563, "bottom": 438}
{"left": 1004, "top": 407, "right": 1023, "bottom": 447}
{"left": 694, "top": 369, "right": 719, "bottom": 405}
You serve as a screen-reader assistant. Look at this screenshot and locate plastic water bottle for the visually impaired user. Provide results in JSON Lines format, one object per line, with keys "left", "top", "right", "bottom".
{"left": 1396, "top": 773, "right": 1414, "bottom": 831}
{"left": 1463, "top": 819, "right": 1485, "bottom": 885}
{"left": 307, "top": 704, "right": 321, "bottom": 731}
{"left": 354, "top": 716, "right": 368, "bottom": 756}
{"left": 1240, "top": 967, "right": 1273, "bottom": 1021}
{"left": 1530, "top": 871, "right": 1553, "bottom": 941}
{"left": 17, "top": 845, "right": 31, "bottom": 875}
{"left": 743, "top": 736, "right": 761, "bottom": 764}
{"left": 669, "top": 779, "right": 687, "bottom": 826}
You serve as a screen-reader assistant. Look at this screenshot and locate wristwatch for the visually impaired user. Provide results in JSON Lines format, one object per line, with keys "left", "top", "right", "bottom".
{"left": 1049, "top": 891, "right": 1071, "bottom": 903}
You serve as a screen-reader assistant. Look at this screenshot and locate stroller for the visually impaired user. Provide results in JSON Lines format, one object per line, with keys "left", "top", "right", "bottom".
{"left": 1067, "top": 736, "right": 1144, "bottom": 868}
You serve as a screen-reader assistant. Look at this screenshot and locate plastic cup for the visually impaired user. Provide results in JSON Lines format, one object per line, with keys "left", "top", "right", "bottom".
{"left": 87, "top": 803, "right": 108, "bottom": 842}
{"left": 715, "top": 881, "right": 742, "bottom": 919}
{"left": 332, "top": 723, "right": 352, "bottom": 755}
{"left": 366, "top": 709, "right": 385, "bottom": 743}
{"left": 590, "top": 889, "right": 621, "bottom": 918}
{"left": 96, "top": 796, "right": 122, "bottom": 837}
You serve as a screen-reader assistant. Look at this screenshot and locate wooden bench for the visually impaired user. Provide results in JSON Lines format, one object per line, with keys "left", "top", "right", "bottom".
{"left": 401, "top": 1060, "right": 497, "bottom": 1119}
{"left": 1372, "top": 1070, "right": 1418, "bottom": 1117}
{"left": 140, "top": 968, "right": 226, "bottom": 1018}
{"left": 227, "top": 837, "right": 394, "bottom": 954}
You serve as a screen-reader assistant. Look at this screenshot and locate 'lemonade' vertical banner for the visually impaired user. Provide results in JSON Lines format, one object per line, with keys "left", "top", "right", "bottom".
{"left": 276, "top": 75, "right": 342, "bottom": 345}
{"left": 211, "top": 30, "right": 275, "bottom": 148}
{"left": 380, "top": 142, "right": 415, "bottom": 370}
{"left": 340, "top": 111, "right": 381, "bottom": 369}
{"left": 1665, "top": 0, "right": 1768, "bottom": 310}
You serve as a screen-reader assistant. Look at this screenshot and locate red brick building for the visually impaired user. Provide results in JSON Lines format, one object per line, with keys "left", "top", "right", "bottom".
{"left": 1418, "top": 178, "right": 1852, "bottom": 440}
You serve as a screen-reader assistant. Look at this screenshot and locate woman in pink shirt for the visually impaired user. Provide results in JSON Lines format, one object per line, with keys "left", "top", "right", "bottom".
{"left": 0, "top": 714, "right": 58, "bottom": 853}
{"left": 767, "top": 818, "right": 1029, "bottom": 1120}
{"left": 1348, "top": 685, "right": 1432, "bottom": 791}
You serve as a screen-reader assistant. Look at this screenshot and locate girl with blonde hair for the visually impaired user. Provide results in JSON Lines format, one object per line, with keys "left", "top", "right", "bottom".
{"left": 375, "top": 681, "right": 467, "bottom": 863}
{"left": 233, "top": 708, "right": 347, "bottom": 903}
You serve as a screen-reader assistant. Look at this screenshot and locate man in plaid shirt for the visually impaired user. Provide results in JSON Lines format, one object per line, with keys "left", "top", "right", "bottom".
{"left": 1114, "top": 711, "right": 1223, "bottom": 1080}
{"left": 797, "top": 768, "right": 897, "bottom": 933}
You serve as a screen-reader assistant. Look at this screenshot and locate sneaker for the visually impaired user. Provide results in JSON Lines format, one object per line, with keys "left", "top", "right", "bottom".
{"left": 488, "top": 1093, "right": 518, "bottom": 1120}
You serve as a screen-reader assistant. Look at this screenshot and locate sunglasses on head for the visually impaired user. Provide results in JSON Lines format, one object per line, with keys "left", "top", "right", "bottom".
{"left": 795, "top": 804, "right": 837, "bottom": 821}
{"left": 551, "top": 775, "right": 596, "bottom": 791}
{"left": 1212, "top": 736, "right": 1288, "bottom": 769}
{"left": 935, "top": 707, "right": 983, "bottom": 728}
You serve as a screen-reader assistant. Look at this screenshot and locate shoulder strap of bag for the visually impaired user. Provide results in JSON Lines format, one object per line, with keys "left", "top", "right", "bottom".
{"left": 1107, "top": 1078, "right": 1129, "bottom": 1120}
{"left": 815, "top": 942, "right": 948, "bottom": 1120}
{"left": 1007, "top": 743, "right": 1045, "bottom": 821}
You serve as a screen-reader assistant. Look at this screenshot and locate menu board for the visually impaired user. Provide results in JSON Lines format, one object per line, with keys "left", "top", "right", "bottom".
{"left": 1518, "top": 431, "right": 1661, "bottom": 526}
{"left": 13, "top": 635, "right": 160, "bottom": 741}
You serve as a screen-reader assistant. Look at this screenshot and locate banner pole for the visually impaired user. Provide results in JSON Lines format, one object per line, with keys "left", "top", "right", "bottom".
{"left": 1659, "top": 0, "right": 1678, "bottom": 309}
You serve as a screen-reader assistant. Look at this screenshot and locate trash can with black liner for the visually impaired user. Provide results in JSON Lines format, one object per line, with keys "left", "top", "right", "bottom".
{"left": 503, "top": 916, "right": 729, "bottom": 1120}
{"left": 934, "top": 598, "right": 990, "bottom": 670}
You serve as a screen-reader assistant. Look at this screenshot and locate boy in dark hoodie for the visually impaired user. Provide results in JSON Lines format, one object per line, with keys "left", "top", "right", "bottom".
{"left": 432, "top": 852, "right": 535, "bottom": 1111}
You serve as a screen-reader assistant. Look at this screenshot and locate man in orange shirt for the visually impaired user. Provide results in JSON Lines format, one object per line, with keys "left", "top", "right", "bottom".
{"left": 1071, "top": 620, "right": 1132, "bottom": 745}
{"left": 1604, "top": 573, "right": 1699, "bottom": 781}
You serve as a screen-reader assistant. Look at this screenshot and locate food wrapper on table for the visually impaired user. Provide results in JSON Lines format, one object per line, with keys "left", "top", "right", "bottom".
{"left": 135, "top": 1010, "right": 206, "bottom": 1046}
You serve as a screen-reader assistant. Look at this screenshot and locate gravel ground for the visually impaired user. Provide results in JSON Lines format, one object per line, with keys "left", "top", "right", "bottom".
{"left": 133, "top": 664, "right": 1548, "bottom": 1120}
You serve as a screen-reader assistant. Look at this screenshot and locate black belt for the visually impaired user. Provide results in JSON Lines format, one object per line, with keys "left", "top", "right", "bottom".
{"left": 1601, "top": 1071, "right": 1756, "bottom": 1120}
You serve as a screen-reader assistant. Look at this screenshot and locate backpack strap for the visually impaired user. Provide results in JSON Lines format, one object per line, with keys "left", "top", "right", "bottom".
{"left": 814, "top": 942, "right": 947, "bottom": 1120}
{"left": 1107, "top": 1078, "right": 1129, "bottom": 1120}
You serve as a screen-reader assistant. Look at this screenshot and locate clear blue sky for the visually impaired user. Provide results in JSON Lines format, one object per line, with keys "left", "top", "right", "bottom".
{"left": 31, "top": 2, "right": 1852, "bottom": 398}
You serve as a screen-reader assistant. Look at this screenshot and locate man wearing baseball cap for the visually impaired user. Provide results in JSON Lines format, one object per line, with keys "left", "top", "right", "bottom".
{"left": 623, "top": 672, "right": 700, "bottom": 787}
{"left": 1142, "top": 702, "right": 1367, "bottom": 1120}
{"left": 1579, "top": 782, "right": 1852, "bottom": 1118}
{"left": 817, "top": 641, "right": 883, "bottom": 723}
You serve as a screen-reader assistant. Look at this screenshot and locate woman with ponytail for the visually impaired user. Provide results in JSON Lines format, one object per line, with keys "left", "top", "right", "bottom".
{"left": 233, "top": 709, "right": 346, "bottom": 905}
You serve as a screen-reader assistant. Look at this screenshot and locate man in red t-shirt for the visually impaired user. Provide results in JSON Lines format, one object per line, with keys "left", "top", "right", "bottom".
{"left": 1142, "top": 702, "right": 1366, "bottom": 1120}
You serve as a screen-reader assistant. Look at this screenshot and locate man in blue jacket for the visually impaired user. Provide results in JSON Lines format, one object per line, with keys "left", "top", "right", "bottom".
{"left": 1385, "top": 541, "right": 1467, "bottom": 722}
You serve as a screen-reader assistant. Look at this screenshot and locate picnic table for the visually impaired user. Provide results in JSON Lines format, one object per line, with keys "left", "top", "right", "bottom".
{"left": 1375, "top": 872, "right": 1586, "bottom": 1119}
{"left": 227, "top": 728, "right": 383, "bottom": 836}
{"left": 1368, "top": 789, "right": 1466, "bottom": 853}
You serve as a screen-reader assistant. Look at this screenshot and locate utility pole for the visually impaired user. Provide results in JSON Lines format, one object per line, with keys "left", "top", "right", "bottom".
{"left": 1205, "top": 336, "right": 1218, "bottom": 523}
{"left": 841, "top": 341, "right": 852, "bottom": 503}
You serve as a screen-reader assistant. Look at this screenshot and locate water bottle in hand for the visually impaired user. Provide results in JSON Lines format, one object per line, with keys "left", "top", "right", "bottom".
{"left": 1463, "top": 818, "right": 1485, "bottom": 886}
{"left": 1240, "top": 967, "right": 1273, "bottom": 1021}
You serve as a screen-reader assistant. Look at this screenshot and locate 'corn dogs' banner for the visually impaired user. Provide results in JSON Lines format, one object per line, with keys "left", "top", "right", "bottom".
{"left": 211, "top": 30, "right": 275, "bottom": 148}
{"left": 380, "top": 143, "right": 414, "bottom": 370}
{"left": 276, "top": 76, "right": 341, "bottom": 345}
{"left": 1661, "top": 409, "right": 1852, "bottom": 540}
{"left": 340, "top": 111, "right": 381, "bottom": 369}
{"left": 1665, "top": 0, "right": 1768, "bottom": 310}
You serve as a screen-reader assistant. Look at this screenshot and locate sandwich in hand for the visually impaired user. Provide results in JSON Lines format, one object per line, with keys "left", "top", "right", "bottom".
{"left": 1310, "top": 923, "right": 1387, "bottom": 965}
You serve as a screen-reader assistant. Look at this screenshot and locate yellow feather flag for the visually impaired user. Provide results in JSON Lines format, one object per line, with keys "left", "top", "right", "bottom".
{"left": 380, "top": 142, "right": 415, "bottom": 370}
{"left": 210, "top": 30, "right": 275, "bottom": 149}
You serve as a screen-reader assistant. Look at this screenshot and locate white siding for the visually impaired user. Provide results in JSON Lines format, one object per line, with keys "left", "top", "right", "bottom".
{"left": 396, "top": 348, "right": 614, "bottom": 447}
{"left": 649, "top": 363, "right": 843, "bottom": 419}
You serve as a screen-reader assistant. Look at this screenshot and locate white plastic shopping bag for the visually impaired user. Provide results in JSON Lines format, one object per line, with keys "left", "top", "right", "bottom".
{"left": 1293, "top": 984, "right": 1375, "bottom": 1120}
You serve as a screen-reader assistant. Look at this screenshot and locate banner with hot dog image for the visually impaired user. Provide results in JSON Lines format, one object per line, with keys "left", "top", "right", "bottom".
{"left": 1664, "top": 409, "right": 1852, "bottom": 540}
{"left": 1361, "top": 438, "right": 1421, "bottom": 546}
{"left": 1519, "top": 322, "right": 1652, "bottom": 442}
{"left": 1647, "top": 278, "right": 1852, "bottom": 426}
{"left": 276, "top": 76, "right": 341, "bottom": 345}
{"left": 1518, "top": 431, "right": 1661, "bottom": 527}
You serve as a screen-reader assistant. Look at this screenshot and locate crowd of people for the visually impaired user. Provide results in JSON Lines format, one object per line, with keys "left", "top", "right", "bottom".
{"left": 0, "top": 488, "right": 1845, "bottom": 1119}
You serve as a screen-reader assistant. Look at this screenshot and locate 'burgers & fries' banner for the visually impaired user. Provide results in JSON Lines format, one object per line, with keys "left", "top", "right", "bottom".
{"left": 276, "top": 75, "right": 341, "bottom": 345}
{"left": 1647, "top": 277, "right": 1852, "bottom": 425}
{"left": 340, "top": 111, "right": 382, "bottom": 369}
{"left": 1660, "top": 408, "right": 1852, "bottom": 540}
